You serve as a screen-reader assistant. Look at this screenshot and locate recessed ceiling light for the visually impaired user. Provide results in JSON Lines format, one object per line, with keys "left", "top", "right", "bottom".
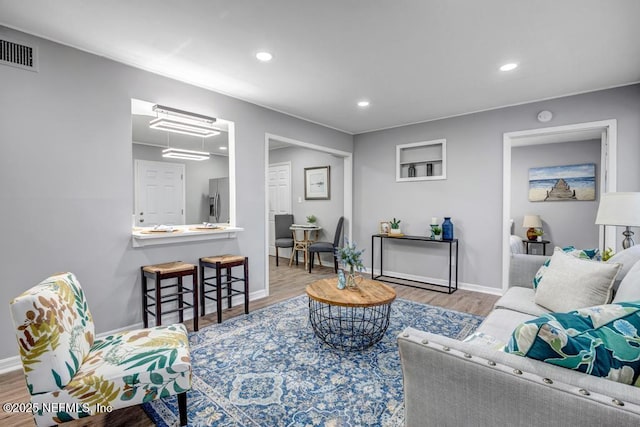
{"left": 499, "top": 63, "right": 518, "bottom": 72}
{"left": 256, "top": 51, "right": 273, "bottom": 62}
{"left": 219, "top": 146, "right": 227, "bottom": 150}
{"left": 357, "top": 100, "right": 370, "bottom": 108}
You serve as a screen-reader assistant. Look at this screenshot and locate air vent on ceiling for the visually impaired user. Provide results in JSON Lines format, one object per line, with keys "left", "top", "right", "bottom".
{"left": 0, "top": 38, "right": 38, "bottom": 72}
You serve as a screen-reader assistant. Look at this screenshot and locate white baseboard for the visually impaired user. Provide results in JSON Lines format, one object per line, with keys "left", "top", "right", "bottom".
{"left": 0, "top": 289, "right": 269, "bottom": 375}
{"left": 364, "top": 268, "right": 503, "bottom": 296}
{"left": 0, "top": 356, "right": 21, "bottom": 375}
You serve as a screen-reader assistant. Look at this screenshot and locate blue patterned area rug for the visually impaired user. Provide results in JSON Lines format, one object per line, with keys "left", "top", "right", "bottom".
{"left": 143, "top": 295, "right": 483, "bottom": 426}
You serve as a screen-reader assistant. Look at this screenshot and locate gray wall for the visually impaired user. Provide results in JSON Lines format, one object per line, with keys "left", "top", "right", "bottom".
{"left": 269, "top": 146, "right": 344, "bottom": 246}
{"left": 353, "top": 84, "right": 640, "bottom": 290}
{"left": 511, "top": 139, "right": 601, "bottom": 253}
{"left": 132, "top": 143, "right": 229, "bottom": 224}
{"left": 0, "top": 26, "right": 352, "bottom": 360}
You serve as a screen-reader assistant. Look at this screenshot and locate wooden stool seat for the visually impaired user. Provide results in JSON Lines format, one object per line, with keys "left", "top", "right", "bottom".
{"left": 141, "top": 261, "right": 198, "bottom": 331}
{"left": 199, "top": 255, "right": 249, "bottom": 323}
{"left": 142, "top": 261, "right": 196, "bottom": 275}
{"left": 200, "top": 255, "right": 245, "bottom": 265}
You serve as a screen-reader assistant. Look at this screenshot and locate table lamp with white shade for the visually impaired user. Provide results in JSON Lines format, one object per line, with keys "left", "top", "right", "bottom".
{"left": 595, "top": 192, "right": 640, "bottom": 249}
{"left": 522, "top": 214, "right": 542, "bottom": 241}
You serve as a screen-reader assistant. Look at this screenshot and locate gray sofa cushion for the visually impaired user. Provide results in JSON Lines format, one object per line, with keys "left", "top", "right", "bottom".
{"left": 608, "top": 245, "right": 640, "bottom": 291}
{"left": 608, "top": 245, "right": 640, "bottom": 277}
{"left": 613, "top": 259, "right": 640, "bottom": 303}
{"left": 476, "top": 308, "right": 535, "bottom": 344}
{"left": 494, "top": 287, "right": 550, "bottom": 317}
{"left": 509, "top": 254, "right": 548, "bottom": 288}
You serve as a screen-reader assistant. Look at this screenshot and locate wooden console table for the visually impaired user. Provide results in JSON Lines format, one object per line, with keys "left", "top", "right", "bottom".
{"left": 371, "top": 234, "right": 459, "bottom": 294}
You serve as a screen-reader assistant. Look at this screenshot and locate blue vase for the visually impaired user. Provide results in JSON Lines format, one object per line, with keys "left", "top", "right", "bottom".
{"left": 442, "top": 217, "right": 454, "bottom": 240}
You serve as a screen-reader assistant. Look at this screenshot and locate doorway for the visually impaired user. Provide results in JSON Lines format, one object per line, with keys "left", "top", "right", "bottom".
{"left": 134, "top": 159, "right": 186, "bottom": 226}
{"left": 264, "top": 133, "right": 353, "bottom": 297}
{"left": 502, "top": 120, "right": 617, "bottom": 291}
{"left": 268, "top": 162, "right": 292, "bottom": 257}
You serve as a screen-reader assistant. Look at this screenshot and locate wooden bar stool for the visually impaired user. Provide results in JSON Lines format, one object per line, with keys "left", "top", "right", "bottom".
{"left": 199, "top": 255, "right": 249, "bottom": 323}
{"left": 141, "top": 261, "right": 199, "bottom": 331}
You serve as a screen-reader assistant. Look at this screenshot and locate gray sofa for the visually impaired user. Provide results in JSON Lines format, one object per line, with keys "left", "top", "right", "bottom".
{"left": 398, "top": 253, "right": 640, "bottom": 426}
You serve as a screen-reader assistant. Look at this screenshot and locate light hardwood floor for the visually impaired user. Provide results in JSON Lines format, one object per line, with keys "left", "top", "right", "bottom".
{"left": 0, "top": 256, "right": 498, "bottom": 426}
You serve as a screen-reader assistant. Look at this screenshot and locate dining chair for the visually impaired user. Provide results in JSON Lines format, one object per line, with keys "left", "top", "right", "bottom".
{"left": 274, "top": 214, "right": 295, "bottom": 266}
{"left": 308, "top": 216, "right": 344, "bottom": 273}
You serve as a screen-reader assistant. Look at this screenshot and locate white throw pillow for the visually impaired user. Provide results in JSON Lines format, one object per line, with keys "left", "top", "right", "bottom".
{"left": 613, "top": 259, "right": 640, "bottom": 303}
{"left": 534, "top": 248, "right": 621, "bottom": 312}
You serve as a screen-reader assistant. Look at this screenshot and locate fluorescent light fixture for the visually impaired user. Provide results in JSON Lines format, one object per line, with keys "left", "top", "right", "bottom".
{"left": 256, "top": 51, "right": 273, "bottom": 62}
{"left": 150, "top": 104, "right": 220, "bottom": 138}
{"left": 500, "top": 63, "right": 518, "bottom": 71}
{"left": 219, "top": 146, "right": 227, "bottom": 150}
{"left": 357, "top": 100, "right": 370, "bottom": 107}
{"left": 162, "top": 148, "right": 210, "bottom": 161}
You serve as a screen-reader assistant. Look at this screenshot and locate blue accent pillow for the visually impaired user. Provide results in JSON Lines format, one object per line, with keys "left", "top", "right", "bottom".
{"left": 533, "top": 246, "right": 600, "bottom": 289}
{"left": 505, "top": 302, "right": 640, "bottom": 385}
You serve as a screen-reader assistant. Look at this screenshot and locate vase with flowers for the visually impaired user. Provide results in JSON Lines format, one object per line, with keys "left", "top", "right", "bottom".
{"left": 335, "top": 239, "right": 365, "bottom": 289}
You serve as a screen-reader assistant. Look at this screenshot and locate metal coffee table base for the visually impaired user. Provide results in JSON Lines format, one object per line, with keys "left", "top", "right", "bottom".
{"left": 308, "top": 298, "right": 392, "bottom": 351}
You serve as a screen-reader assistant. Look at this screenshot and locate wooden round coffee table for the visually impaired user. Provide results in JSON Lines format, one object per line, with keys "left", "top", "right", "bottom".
{"left": 306, "top": 277, "right": 396, "bottom": 351}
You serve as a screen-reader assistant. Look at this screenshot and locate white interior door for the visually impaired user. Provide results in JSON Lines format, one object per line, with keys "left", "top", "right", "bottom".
{"left": 268, "top": 162, "right": 291, "bottom": 256}
{"left": 134, "top": 159, "right": 185, "bottom": 226}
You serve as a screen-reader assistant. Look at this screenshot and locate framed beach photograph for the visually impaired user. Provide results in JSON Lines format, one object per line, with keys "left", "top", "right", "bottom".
{"left": 379, "top": 221, "right": 390, "bottom": 234}
{"left": 528, "top": 163, "right": 596, "bottom": 202}
{"left": 304, "top": 166, "right": 330, "bottom": 200}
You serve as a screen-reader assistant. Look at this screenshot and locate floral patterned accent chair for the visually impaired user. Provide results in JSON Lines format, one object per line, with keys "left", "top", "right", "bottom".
{"left": 10, "top": 272, "right": 191, "bottom": 426}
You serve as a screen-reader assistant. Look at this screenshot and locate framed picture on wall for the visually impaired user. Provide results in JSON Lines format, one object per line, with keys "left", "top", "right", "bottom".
{"left": 304, "top": 166, "right": 330, "bottom": 200}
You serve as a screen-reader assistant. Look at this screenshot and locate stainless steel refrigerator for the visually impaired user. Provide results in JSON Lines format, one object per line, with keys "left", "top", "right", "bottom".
{"left": 209, "top": 177, "right": 229, "bottom": 223}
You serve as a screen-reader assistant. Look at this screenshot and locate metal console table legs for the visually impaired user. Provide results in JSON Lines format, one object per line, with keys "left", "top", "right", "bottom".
{"left": 371, "top": 234, "right": 458, "bottom": 294}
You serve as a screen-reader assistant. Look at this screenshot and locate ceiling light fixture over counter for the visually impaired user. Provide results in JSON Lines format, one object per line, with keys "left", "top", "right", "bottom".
{"left": 256, "top": 51, "right": 273, "bottom": 62}
{"left": 499, "top": 63, "right": 518, "bottom": 72}
{"left": 162, "top": 148, "right": 210, "bottom": 161}
{"left": 357, "top": 100, "right": 370, "bottom": 108}
{"left": 150, "top": 104, "right": 220, "bottom": 138}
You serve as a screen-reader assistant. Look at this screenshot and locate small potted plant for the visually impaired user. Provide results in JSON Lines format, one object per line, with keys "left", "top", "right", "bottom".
{"left": 533, "top": 229, "right": 544, "bottom": 242}
{"left": 430, "top": 224, "right": 442, "bottom": 240}
{"left": 306, "top": 214, "right": 317, "bottom": 225}
{"left": 603, "top": 247, "right": 615, "bottom": 262}
{"left": 389, "top": 218, "right": 402, "bottom": 235}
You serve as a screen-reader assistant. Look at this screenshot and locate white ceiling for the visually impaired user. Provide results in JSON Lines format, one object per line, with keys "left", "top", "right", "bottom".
{"left": 1, "top": 1, "right": 639, "bottom": 134}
